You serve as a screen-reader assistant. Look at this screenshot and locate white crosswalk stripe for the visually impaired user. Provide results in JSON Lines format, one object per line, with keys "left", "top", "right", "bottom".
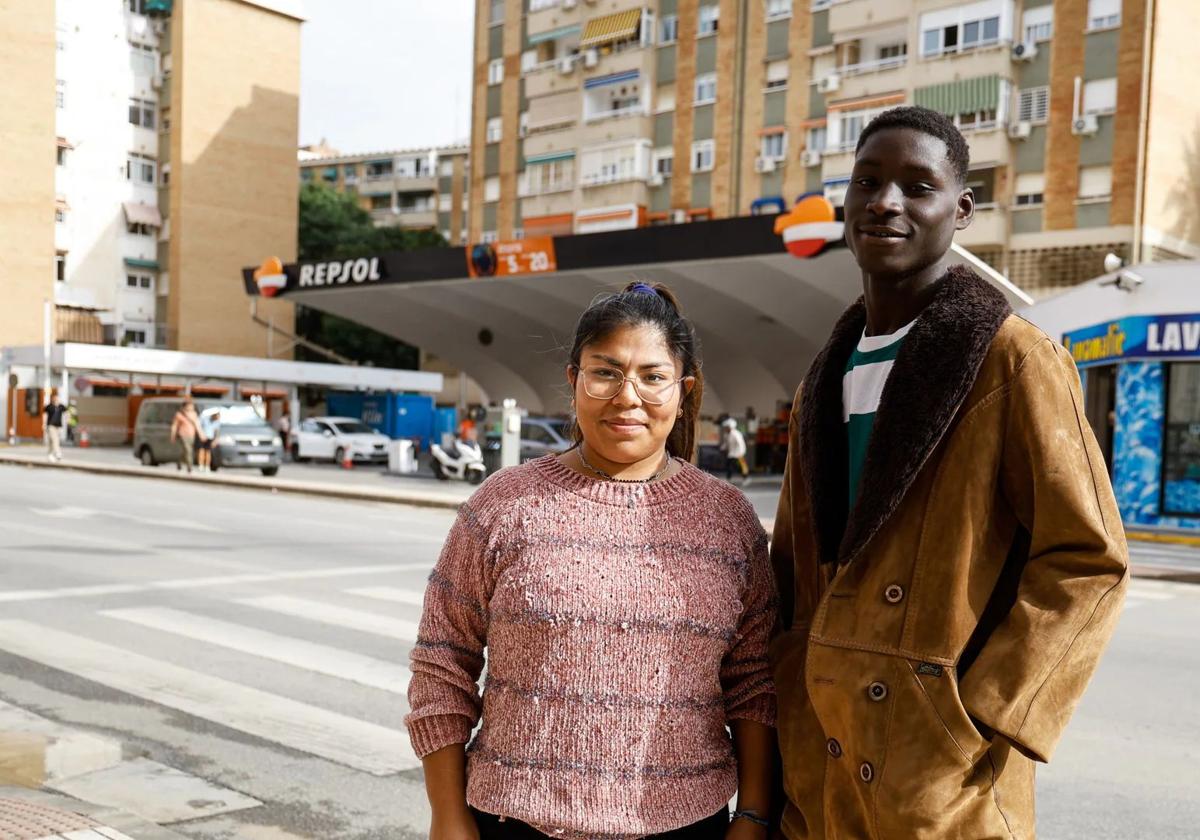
{"left": 239, "top": 595, "right": 421, "bottom": 641}
{"left": 345, "top": 586, "right": 427, "bottom": 606}
{"left": 0, "top": 620, "right": 420, "bottom": 775}
{"left": 100, "top": 607, "right": 412, "bottom": 695}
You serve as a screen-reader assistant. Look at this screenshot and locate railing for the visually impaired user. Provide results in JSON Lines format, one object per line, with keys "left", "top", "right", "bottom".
{"left": 584, "top": 104, "right": 648, "bottom": 124}
{"left": 921, "top": 38, "right": 1006, "bottom": 60}
{"left": 519, "top": 179, "right": 575, "bottom": 197}
{"left": 837, "top": 54, "right": 907, "bottom": 77}
{"left": 579, "top": 170, "right": 648, "bottom": 187}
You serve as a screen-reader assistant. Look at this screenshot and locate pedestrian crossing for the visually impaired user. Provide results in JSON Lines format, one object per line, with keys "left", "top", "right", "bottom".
{"left": 0, "top": 581, "right": 437, "bottom": 777}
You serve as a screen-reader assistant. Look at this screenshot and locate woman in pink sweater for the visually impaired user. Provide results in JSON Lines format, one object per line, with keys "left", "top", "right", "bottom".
{"left": 406, "top": 282, "right": 777, "bottom": 840}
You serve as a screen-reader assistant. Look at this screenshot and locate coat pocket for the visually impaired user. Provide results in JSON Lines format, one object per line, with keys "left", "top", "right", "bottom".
{"left": 904, "top": 660, "right": 990, "bottom": 767}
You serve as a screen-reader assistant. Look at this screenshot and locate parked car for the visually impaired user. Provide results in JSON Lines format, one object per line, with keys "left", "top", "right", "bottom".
{"left": 133, "top": 398, "right": 283, "bottom": 476}
{"left": 520, "top": 416, "right": 572, "bottom": 462}
{"left": 292, "top": 416, "right": 391, "bottom": 464}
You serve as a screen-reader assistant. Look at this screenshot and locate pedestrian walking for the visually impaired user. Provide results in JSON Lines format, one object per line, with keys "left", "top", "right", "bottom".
{"left": 769, "top": 106, "right": 1128, "bottom": 838}
{"left": 407, "top": 281, "right": 776, "bottom": 840}
{"left": 197, "top": 409, "right": 220, "bottom": 473}
{"left": 169, "top": 397, "right": 204, "bottom": 474}
{"left": 721, "top": 417, "right": 750, "bottom": 486}
{"left": 43, "top": 393, "right": 66, "bottom": 462}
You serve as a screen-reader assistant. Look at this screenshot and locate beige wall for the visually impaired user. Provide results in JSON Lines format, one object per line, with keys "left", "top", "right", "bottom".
{"left": 0, "top": 0, "right": 55, "bottom": 347}
{"left": 1142, "top": 0, "right": 1200, "bottom": 254}
{"left": 1044, "top": 0, "right": 1087, "bottom": 230}
{"left": 169, "top": 0, "right": 298, "bottom": 357}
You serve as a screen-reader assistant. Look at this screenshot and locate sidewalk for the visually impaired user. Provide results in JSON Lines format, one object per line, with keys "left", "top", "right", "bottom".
{"left": 0, "top": 787, "right": 188, "bottom": 840}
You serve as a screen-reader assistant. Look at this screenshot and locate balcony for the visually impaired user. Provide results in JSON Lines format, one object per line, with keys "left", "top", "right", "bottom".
{"left": 829, "top": 0, "right": 908, "bottom": 31}
{"left": 358, "top": 175, "right": 394, "bottom": 196}
{"left": 956, "top": 204, "right": 1007, "bottom": 248}
{"left": 962, "top": 125, "right": 1008, "bottom": 167}
{"left": 527, "top": 0, "right": 582, "bottom": 42}
{"left": 396, "top": 174, "right": 436, "bottom": 193}
{"left": 526, "top": 58, "right": 583, "bottom": 100}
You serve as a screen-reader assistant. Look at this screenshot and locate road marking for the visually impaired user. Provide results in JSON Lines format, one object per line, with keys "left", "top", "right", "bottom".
{"left": 102, "top": 607, "right": 412, "bottom": 695}
{"left": 240, "top": 595, "right": 421, "bottom": 641}
{"left": 31, "top": 505, "right": 221, "bottom": 533}
{"left": 0, "top": 620, "right": 418, "bottom": 775}
{"left": 345, "top": 586, "right": 427, "bottom": 607}
{"left": 0, "top": 562, "right": 433, "bottom": 604}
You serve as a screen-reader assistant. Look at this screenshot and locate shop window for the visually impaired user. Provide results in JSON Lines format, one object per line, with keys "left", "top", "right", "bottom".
{"left": 1163, "top": 363, "right": 1200, "bottom": 516}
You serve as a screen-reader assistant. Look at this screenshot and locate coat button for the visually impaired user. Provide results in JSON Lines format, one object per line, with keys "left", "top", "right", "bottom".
{"left": 867, "top": 681, "right": 888, "bottom": 702}
{"left": 826, "top": 738, "right": 842, "bottom": 758}
{"left": 884, "top": 584, "right": 905, "bottom": 604}
{"left": 860, "top": 762, "right": 874, "bottom": 783}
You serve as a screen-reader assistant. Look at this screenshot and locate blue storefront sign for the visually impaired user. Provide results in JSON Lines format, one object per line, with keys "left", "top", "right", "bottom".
{"left": 1063, "top": 312, "right": 1200, "bottom": 368}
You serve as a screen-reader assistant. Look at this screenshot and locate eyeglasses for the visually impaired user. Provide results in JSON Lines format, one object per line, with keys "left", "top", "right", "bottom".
{"left": 573, "top": 365, "right": 692, "bottom": 405}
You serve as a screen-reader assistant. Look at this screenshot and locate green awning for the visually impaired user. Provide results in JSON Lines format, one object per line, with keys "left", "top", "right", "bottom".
{"left": 146, "top": 0, "right": 173, "bottom": 14}
{"left": 527, "top": 24, "right": 580, "bottom": 46}
{"left": 525, "top": 150, "right": 576, "bottom": 165}
{"left": 914, "top": 75, "right": 1001, "bottom": 116}
{"left": 124, "top": 257, "right": 160, "bottom": 271}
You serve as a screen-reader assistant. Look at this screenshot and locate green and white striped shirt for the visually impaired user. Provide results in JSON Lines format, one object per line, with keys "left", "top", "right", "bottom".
{"left": 843, "top": 319, "right": 916, "bottom": 506}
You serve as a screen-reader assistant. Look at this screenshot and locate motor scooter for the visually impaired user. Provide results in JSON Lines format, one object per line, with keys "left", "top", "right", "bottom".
{"left": 430, "top": 437, "right": 487, "bottom": 485}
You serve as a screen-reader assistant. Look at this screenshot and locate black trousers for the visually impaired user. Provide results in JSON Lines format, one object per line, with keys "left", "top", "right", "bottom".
{"left": 472, "top": 805, "right": 729, "bottom": 840}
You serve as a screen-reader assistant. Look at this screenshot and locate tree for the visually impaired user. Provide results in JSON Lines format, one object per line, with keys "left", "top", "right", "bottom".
{"left": 295, "top": 183, "right": 446, "bottom": 369}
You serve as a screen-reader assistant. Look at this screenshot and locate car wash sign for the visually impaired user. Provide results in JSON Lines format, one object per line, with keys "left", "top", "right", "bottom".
{"left": 1063, "top": 312, "right": 1200, "bottom": 368}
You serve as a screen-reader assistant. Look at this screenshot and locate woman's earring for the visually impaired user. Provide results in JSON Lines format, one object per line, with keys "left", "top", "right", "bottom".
{"left": 677, "top": 408, "right": 683, "bottom": 418}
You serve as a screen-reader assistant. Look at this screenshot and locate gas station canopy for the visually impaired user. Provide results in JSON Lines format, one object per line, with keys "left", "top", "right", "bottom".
{"left": 244, "top": 214, "right": 1029, "bottom": 415}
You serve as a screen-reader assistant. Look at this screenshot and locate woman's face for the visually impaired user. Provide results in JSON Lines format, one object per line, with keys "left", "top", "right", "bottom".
{"left": 568, "top": 322, "right": 689, "bottom": 467}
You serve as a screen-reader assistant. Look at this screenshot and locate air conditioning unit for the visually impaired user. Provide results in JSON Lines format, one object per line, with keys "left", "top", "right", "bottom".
{"left": 648, "top": 172, "right": 664, "bottom": 186}
{"left": 584, "top": 48, "right": 599, "bottom": 68}
{"left": 754, "top": 156, "right": 777, "bottom": 173}
{"left": 1009, "top": 121, "right": 1033, "bottom": 140}
{"left": 1072, "top": 114, "right": 1099, "bottom": 136}
{"left": 1012, "top": 41, "right": 1038, "bottom": 61}
{"left": 800, "top": 149, "right": 822, "bottom": 167}
{"left": 817, "top": 74, "right": 840, "bottom": 93}
{"left": 559, "top": 56, "right": 575, "bottom": 74}
{"left": 671, "top": 209, "right": 688, "bottom": 224}
{"left": 150, "top": 73, "right": 163, "bottom": 90}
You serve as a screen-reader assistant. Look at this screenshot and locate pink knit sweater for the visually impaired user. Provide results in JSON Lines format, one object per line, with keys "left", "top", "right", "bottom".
{"left": 405, "top": 455, "right": 776, "bottom": 838}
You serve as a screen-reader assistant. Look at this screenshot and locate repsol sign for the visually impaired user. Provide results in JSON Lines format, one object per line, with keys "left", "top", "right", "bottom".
{"left": 298, "top": 257, "right": 385, "bottom": 288}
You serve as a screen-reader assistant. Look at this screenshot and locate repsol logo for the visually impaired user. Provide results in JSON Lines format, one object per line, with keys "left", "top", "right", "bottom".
{"left": 298, "top": 257, "right": 384, "bottom": 288}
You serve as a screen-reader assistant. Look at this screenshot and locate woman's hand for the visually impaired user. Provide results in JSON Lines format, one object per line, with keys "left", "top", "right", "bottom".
{"left": 429, "top": 806, "right": 480, "bottom": 840}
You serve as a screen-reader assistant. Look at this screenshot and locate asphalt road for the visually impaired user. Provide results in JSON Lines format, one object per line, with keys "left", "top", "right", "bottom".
{"left": 0, "top": 464, "right": 1197, "bottom": 839}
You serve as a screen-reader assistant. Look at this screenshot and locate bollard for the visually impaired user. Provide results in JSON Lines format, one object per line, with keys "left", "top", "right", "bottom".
{"left": 341, "top": 447, "right": 354, "bottom": 469}
{"left": 78, "top": 428, "right": 90, "bottom": 448}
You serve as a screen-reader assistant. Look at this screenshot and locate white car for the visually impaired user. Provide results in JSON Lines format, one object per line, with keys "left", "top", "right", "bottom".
{"left": 292, "top": 416, "right": 390, "bottom": 464}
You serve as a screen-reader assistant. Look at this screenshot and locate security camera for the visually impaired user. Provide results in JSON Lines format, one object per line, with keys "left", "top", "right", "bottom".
{"left": 1103, "top": 252, "right": 1123, "bottom": 273}
{"left": 1116, "top": 270, "right": 1144, "bottom": 292}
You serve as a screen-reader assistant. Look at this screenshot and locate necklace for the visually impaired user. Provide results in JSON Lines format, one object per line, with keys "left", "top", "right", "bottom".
{"left": 577, "top": 446, "right": 672, "bottom": 484}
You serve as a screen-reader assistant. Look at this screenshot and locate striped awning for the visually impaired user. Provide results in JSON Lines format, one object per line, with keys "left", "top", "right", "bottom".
{"left": 583, "top": 69, "right": 639, "bottom": 90}
{"left": 528, "top": 24, "right": 580, "bottom": 46}
{"left": 122, "top": 201, "right": 163, "bottom": 227}
{"left": 526, "top": 150, "right": 576, "bottom": 165}
{"left": 579, "top": 8, "right": 642, "bottom": 48}
{"left": 915, "top": 75, "right": 1001, "bottom": 117}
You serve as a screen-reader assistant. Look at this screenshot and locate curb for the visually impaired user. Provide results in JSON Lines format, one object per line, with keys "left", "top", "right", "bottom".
{"left": 0, "top": 786, "right": 190, "bottom": 840}
{"left": 0, "top": 451, "right": 465, "bottom": 512}
{"left": 1125, "top": 529, "right": 1200, "bottom": 548}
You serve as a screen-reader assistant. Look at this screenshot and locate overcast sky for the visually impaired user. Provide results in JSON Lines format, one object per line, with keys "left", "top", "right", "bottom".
{"left": 299, "top": 0, "right": 475, "bottom": 154}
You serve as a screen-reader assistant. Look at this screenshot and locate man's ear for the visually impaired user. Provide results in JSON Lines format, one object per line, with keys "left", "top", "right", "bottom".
{"left": 955, "top": 185, "right": 976, "bottom": 231}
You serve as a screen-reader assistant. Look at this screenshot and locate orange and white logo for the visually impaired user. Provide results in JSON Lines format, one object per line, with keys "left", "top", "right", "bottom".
{"left": 774, "top": 193, "right": 844, "bottom": 259}
{"left": 254, "top": 256, "right": 288, "bottom": 297}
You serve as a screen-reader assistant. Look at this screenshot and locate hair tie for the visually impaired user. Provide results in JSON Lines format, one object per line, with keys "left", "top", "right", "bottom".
{"left": 628, "top": 283, "right": 658, "bottom": 296}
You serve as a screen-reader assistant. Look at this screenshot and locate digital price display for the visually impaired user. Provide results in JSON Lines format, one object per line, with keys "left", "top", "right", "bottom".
{"left": 466, "top": 237, "right": 558, "bottom": 278}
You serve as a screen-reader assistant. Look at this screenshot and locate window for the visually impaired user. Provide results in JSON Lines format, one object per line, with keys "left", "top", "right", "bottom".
{"left": 694, "top": 73, "right": 717, "bottom": 105}
{"left": 440, "top": 159, "right": 454, "bottom": 177}
{"left": 1023, "top": 5, "right": 1053, "bottom": 42}
{"left": 128, "top": 97, "right": 156, "bottom": 129}
{"left": 660, "top": 15, "right": 678, "bottom": 43}
{"left": 56, "top": 146, "right": 67, "bottom": 166}
{"left": 127, "top": 222, "right": 154, "bottom": 236}
{"left": 806, "top": 125, "right": 827, "bottom": 152}
{"left": 579, "top": 142, "right": 650, "bottom": 185}
{"left": 488, "top": 58, "right": 504, "bottom": 86}
{"left": 1018, "top": 86, "right": 1049, "bottom": 123}
{"left": 920, "top": 3, "right": 1007, "bottom": 57}
{"left": 486, "top": 117, "right": 502, "bottom": 143}
{"left": 698, "top": 4, "right": 719, "bottom": 36}
{"left": 160, "top": 163, "right": 170, "bottom": 186}
{"left": 761, "top": 132, "right": 787, "bottom": 161}
{"left": 300, "top": 168, "right": 313, "bottom": 182}
{"left": 56, "top": 79, "right": 65, "bottom": 109}
{"left": 1014, "top": 173, "right": 1045, "bottom": 206}
{"left": 322, "top": 166, "right": 339, "bottom": 182}
{"left": 530, "top": 0, "right": 560, "bottom": 9}
{"left": 438, "top": 193, "right": 453, "bottom": 212}
{"left": 55, "top": 253, "right": 66, "bottom": 282}
{"left": 1087, "top": 0, "right": 1121, "bottom": 30}
{"left": 523, "top": 158, "right": 574, "bottom": 193}
{"left": 485, "top": 176, "right": 501, "bottom": 202}
{"left": 1083, "top": 78, "right": 1118, "bottom": 115}
{"left": 129, "top": 42, "right": 156, "bottom": 77}
{"left": 365, "top": 160, "right": 392, "bottom": 177}
{"left": 481, "top": 230, "right": 499, "bottom": 244}
{"left": 55, "top": 208, "right": 66, "bottom": 224}
{"left": 1163, "top": 363, "right": 1200, "bottom": 516}
{"left": 656, "top": 86, "right": 676, "bottom": 113}
{"left": 653, "top": 149, "right": 674, "bottom": 178}
{"left": 878, "top": 43, "right": 907, "bottom": 60}
{"left": 766, "top": 0, "right": 791, "bottom": 20}
{"left": 519, "top": 111, "right": 529, "bottom": 138}
{"left": 369, "top": 194, "right": 391, "bottom": 210}
{"left": 126, "top": 153, "right": 156, "bottom": 185}
{"left": 521, "top": 50, "right": 538, "bottom": 73}
{"left": 160, "top": 106, "right": 170, "bottom": 131}
{"left": 124, "top": 329, "right": 147, "bottom": 345}
{"left": 126, "top": 274, "right": 152, "bottom": 290}
{"left": 128, "top": 0, "right": 147, "bottom": 13}
{"left": 765, "top": 60, "right": 789, "bottom": 90}
{"left": 691, "top": 140, "right": 715, "bottom": 173}
{"left": 1078, "top": 165, "right": 1112, "bottom": 200}
{"left": 489, "top": 0, "right": 504, "bottom": 24}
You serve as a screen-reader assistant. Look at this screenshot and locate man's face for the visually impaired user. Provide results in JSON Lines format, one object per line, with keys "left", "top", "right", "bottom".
{"left": 843, "top": 127, "right": 973, "bottom": 278}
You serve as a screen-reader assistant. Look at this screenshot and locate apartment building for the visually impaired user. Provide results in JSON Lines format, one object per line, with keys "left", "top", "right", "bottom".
{"left": 472, "top": 0, "right": 1200, "bottom": 296}
{"left": 10, "top": 0, "right": 300, "bottom": 357}
{"left": 298, "top": 143, "right": 471, "bottom": 246}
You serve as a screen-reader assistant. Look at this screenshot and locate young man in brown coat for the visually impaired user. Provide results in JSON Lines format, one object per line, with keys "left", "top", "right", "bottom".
{"left": 770, "top": 107, "right": 1128, "bottom": 838}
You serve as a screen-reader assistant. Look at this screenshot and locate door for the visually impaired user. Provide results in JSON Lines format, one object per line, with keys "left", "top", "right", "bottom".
{"left": 1083, "top": 365, "right": 1117, "bottom": 474}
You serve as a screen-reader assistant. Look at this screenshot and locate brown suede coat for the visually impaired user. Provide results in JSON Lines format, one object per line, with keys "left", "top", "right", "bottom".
{"left": 770, "top": 267, "right": 1128, "bottom": 839}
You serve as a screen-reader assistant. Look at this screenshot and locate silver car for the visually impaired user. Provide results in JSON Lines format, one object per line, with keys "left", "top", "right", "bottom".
{"left": 133, "top": 398, "right": 283, "bottom": 476}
